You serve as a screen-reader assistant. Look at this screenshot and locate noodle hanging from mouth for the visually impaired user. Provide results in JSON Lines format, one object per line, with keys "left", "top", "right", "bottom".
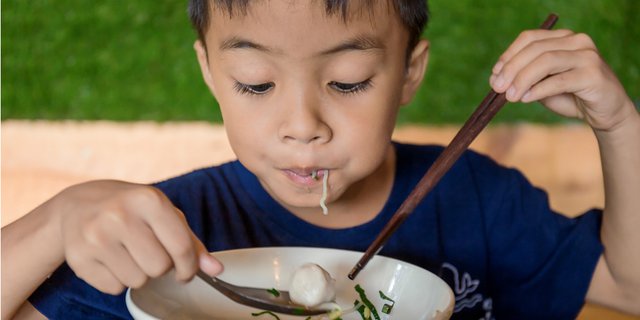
{"left": 320, "top": 169, "right": 329, "bottom": 215}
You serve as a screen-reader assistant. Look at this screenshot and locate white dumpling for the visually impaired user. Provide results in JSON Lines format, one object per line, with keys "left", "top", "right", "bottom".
{"left": 289, "top": 263, "right": 336, "bottom": 307}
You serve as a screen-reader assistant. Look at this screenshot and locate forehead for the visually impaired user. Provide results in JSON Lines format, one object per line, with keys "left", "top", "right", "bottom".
{"left": 204, "top": 0, "right": 408, "bottom": 57}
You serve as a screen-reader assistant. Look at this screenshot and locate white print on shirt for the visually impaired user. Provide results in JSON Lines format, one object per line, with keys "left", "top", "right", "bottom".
{"left": 480, "top": 298, "right": 494, "bottom": 320}
{"left": 441, "top": 262, "right": 493, "bottom": 319}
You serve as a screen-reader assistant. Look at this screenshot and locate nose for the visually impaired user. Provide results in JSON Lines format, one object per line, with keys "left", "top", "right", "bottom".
{"left": 277, "top": 90, "right": 332, "bottom": 145}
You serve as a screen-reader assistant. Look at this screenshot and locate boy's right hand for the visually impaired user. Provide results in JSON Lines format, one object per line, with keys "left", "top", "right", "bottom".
{"left": 52, "top": 180, "right": 223, "bottom": 295}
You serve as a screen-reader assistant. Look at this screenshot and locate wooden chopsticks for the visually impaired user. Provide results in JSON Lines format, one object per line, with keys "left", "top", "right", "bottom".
{"left": 348, "top": 13, "right": 559, "bottom": 280}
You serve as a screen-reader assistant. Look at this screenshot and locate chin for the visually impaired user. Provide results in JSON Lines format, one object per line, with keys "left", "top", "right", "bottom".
{"left": 270, "top": 187, "right": 333, "bottom": 210}
{"left": 279, "top": 193, "right": 325, "bottom": 209}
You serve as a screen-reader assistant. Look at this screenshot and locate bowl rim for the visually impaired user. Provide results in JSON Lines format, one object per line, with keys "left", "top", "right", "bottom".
{"left": 127, "top": 246, "right": 455, "bottom": 319}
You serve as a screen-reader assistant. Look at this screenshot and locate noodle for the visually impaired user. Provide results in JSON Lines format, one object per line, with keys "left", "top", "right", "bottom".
{"left": 320, "top": 169, "right": 329, "bottom": 215}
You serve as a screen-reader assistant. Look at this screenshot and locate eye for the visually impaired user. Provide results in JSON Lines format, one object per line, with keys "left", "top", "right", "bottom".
{"left": 234, "top": 81, "right": 274, "bottom": 95}
{"left": 328, "top": 79, "right": 372, "bottom": 95}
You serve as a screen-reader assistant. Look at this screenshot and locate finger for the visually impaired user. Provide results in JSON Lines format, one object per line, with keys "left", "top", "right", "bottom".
{"left": 519, "top": 70, "right": 590, "bottom": 119}
{"left": 493, "top": 29, "right": 574, "bottom": 74}
{"left": 504, "top": 50, "right": 575, "bottom": 101}
{"left": 119, "top": 186, "right": 199, "bottom": 282}
{"left": 521, "top": 70, "right": 589, "bottom": 102}
{"left": 508, "top": 49, "right": 595, "bottom": 102}
{"left": 492, "top": 33, "right": 597, "bottom": 93}
{"left": 121, "top": 219, "right": 174, "bottom": 279}
{"left": 73, "top": 260, "right": 127, "bottom": 295}
{"left": 538, "top": 94, "right": 584, "bottom": 119}
{"left": 192, "top": 233, "right": 224, "bottom": 276}
{"left": 66, "top": 215, "right": 147, "bottom": 290}
{"left": 97, "top": 241, "right": 149, "bottom": 289}
{"left": 143, "top": 203, "right": 199, "bottom": 282}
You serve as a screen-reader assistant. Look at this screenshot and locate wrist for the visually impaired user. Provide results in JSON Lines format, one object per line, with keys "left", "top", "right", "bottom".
{"left": 594, "top": 101, "right": 640, "bottom": 141}
{"left": 0, "top": 189, "right": 68, "bottom": 312}
{"left": 34, "top": 192, "right": 68, "bottom": 270}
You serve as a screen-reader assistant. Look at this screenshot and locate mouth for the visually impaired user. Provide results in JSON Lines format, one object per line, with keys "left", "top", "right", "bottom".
{"left": 282, "top": 168, "right": 328, "bottom": 186}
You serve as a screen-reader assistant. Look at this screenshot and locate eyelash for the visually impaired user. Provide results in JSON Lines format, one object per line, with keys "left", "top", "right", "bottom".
{"left": 233, "top": 82, "right": 274, "bottom": 95}
{"left": 329, "top": 79, "right": 372, "bottom": 95}
{"left": 232, "top": 79, "right": 373, "bottom": 96}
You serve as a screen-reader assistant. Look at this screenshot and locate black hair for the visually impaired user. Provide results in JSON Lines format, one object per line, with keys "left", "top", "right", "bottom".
{"left": 188, "top": 0, "right": 428, "bottom": 56}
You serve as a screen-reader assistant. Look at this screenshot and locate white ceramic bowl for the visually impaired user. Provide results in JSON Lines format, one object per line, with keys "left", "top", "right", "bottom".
{"left": 126, "top": 247, "right": 454, "bottom": 319}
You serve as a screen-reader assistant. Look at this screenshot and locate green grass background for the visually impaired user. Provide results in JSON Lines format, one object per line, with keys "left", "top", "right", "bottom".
{"left": 2, "top": 0, "right": 639, "bottom": 123}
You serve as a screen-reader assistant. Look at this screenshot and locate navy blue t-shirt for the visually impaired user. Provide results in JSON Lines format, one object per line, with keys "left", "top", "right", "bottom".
{"left": 30, "top": 143, "right": 603, "bottom": 319}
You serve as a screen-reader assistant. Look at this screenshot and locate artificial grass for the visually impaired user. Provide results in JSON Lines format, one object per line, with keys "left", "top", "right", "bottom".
{"left": 2, "top": 0, "right": 638, "bottom": 123}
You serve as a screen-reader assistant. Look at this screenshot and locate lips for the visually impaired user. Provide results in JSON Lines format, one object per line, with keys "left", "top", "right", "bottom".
{"left": 283, "top": 168, "right": 327, "bottom": 186}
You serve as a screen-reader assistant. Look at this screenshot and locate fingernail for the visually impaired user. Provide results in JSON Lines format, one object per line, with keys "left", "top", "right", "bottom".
{"left": 493, "top": 61, "right": 504, "bottom": 74}
{"left": 507, "top": 86, "right": 517, "bottom": 100}
{"left": 495, "top": 75, "right": 505, "bottom": 89}
{"left": 522, "top": 90, "right": 532, "bottom": 102}
{"left": 200, "top": 254, "right": 223, "bottom": 275}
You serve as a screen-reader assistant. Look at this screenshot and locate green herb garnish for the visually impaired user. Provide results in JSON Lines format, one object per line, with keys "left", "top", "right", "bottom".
{"left": 355, "top": 285, "right": 380, "bottom": 320}
{"left": 354, "top": 300, "right": 369, "bottom": 320}
{"left": 267, "top": 288, "right": 281, "bottom": 297}
{"left": 378, "top": 290, "right": 395, "bottom": 314}
{"left": 251, "top": 310, "right": 281, "bottom": 319}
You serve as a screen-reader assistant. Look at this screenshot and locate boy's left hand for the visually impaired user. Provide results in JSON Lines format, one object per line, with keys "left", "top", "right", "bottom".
{"left": 490, "top": 29, "right": 636, "bottom": 131}
{"left": 492, "top": 29, "right": 640, "bottom": 315}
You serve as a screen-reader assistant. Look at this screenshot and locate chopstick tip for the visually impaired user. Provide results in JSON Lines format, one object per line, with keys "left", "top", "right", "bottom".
{"left": 348, "top": 263, "right": 364, "bottom": 280}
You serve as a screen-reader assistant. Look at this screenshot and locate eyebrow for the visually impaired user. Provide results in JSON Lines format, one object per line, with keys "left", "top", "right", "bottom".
{"left": 219, "top": 36, "right": 281, "bottom": 53}
{"left": 319, "top": 35, "right": 384, "bottom": 55}
{"left": 218, "top": 34, "right": 384, "bottom": 56}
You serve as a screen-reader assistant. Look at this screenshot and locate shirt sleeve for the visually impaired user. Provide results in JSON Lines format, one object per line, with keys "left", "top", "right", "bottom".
{"left": 29, "top": 263, "right": 131, "bottom": 320}
{"left": 468, "top": 152, "right": 603, "bottom": 319}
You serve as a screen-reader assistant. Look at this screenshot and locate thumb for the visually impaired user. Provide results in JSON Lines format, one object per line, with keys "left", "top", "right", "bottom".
{"left": 192, "top": 234, "right": 224, "bottom": 276}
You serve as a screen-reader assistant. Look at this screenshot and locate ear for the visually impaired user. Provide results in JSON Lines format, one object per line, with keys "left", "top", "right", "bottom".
{"left": 194, "top": 40, "right": 218, "bottom": 97}
{"left": 400, "top": 39, "right": 429, "bottom": 105}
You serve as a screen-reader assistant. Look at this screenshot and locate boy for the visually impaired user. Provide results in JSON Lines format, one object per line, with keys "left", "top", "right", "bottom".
{"left": 2, "top": 0, "right": 639, "bottom": 319}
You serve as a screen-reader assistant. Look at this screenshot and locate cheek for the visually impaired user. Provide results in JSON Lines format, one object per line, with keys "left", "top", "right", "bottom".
{"left": 339, "top": 96, "right": 398, "bottom": 169}
{"left": 347, "top": 94, "right": 400, "bottom": 136}
{"left": 226, "top": 119, "right": 268, "bottom": 149}
{"left": 337, "top": 113, "right": 394, "bottom": 170}
{"left": 218, "top": 101, "right": 272, "bottom": 165}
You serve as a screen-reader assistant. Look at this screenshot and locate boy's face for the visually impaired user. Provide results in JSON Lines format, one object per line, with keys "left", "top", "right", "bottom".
{"left": 195, "top": 0, "right": 428, "bottom": 215}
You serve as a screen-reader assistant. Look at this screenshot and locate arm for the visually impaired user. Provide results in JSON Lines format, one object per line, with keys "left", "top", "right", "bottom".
{"left": 1, "top": 180, "right": 223, "bottom": 319}
{"left": 8, "top": 303, "right": 46, "bottom": 320}
{"left": 587, "top": 109, "right": 640, "bottom": 313}
{"left": 489, "top": 29, "right": 640, "bottom": 313}
{"left": 2, "top": 197, "right": 64, "bottom": 319}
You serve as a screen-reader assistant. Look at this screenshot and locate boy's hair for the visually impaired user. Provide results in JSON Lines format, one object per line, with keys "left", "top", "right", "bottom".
{"left": 188, "top": 0, "right": 429, "bottom": 59}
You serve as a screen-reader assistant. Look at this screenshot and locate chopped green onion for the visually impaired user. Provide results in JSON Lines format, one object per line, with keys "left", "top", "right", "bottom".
{"left": 251, "top": 310, "right": 281, "bottom": 319}
{"left": 354, "top": 285, "right": 380, "bottom": 320}
{"left": 378, "top": 290, "right": 393, "bottom": 301}
{"left": 267, "top": 288, "right": 280, "bottom": 297}
{"left": 378, "top": 291, "right": 395, "bottom": 314}
{"left": 354, "top": 300, "right": 369, "bottom": 320}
